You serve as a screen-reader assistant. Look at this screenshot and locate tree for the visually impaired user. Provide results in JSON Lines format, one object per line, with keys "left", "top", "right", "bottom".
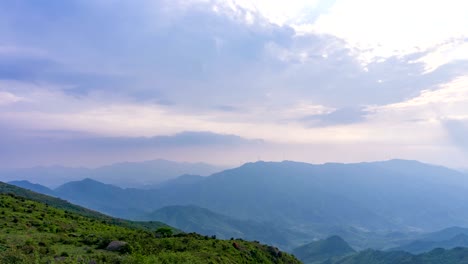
{"left": 155, "top": 227, "right": 173, "bottom": 238}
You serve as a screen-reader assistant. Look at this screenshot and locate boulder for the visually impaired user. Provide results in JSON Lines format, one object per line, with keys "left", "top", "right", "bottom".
{"left": 105, "top": 241, "right": 128, "bottom": 252}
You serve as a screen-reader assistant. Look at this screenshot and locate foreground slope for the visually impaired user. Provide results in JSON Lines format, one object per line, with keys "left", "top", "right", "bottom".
{"left": 0, "top": 181, "right": 169, "bottom": 231}
{"left": 0, "top": 183, "right": 301, "bottom": 264}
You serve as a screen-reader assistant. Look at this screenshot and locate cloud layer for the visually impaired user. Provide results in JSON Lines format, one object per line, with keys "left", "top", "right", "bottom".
{"left": 0, "top": 0, "right": 468, "bottom": 168}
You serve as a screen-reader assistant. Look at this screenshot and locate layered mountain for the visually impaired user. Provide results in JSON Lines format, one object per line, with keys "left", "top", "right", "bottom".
{"left": 55, "top": 178, "right": 158, "bottom": 218}
{"left": 143, "top": 205, "right": 308, "bottom": 250}
{"left": 390, "top": 227, "right": 468, "bottom": 253}
{"left": 148, "top": 174, "right": 205, "bottom": 189}
{"left": 292, "top": 236, "right": 355, "bottom": 264}
{"left": 0, "top": 159, "right": 223, "bottom": 188}
{"left": 422, "top": 227, "right": 468, "bottom": 242}
{"left": 8, "top": 180, "right": 55, "bottom": 196}
{"left": 391, "top": 234, "right": 468, "bottom": 254}
{"left": 329, "top": 248, "right": 468, "bottom": 264}
{"left": 13, "top": 159, "right": 468, "bottom": 250}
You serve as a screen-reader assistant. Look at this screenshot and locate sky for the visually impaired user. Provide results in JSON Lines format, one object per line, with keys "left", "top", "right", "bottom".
{"left": 1, "top": 0, "right": 468, "bottom": 168}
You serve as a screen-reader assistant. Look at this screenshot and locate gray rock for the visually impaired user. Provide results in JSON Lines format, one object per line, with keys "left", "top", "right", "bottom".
{"left": 105, "top": 241, "right": 128, "bottom": 252}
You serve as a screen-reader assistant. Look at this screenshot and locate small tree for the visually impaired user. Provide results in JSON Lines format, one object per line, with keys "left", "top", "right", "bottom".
{"left": 155, "top": 227, "right": 173, "bottom": 238}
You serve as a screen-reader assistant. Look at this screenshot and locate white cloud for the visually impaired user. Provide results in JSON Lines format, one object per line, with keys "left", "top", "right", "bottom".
{"left": 374, "top": 76, "right": 468, "bottom": 113}
{"left": 364, "top": 76, "right": 468, "bottom": 151}
{"left": 0, "top": 91, "right": 23, "bottom": 106}
{"left": 222, "top": 0, "right": 320, "bottom": 25}
{"left": 312, "top": 0, "right": 468, "bottom": 59}
{"left": 417, "top": 40, "right": 468, "bottom": 72}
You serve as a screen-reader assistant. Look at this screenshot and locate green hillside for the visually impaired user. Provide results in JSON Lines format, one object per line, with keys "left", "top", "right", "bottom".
{"left": 292, "top": 236, "right": 355, "bottom": 264}
{"left": 0, "top": 183, "right": 301, "bottom": 264}
{"left": 0, "top": 181, "right": 170, "bottom": 232}
{"left": 144, "top": 205, "right": 306, "bottom": 250}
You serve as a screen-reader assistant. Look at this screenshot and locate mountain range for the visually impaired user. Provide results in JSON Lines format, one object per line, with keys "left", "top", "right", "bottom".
{"left": 6, "top": 159, "right": 468, "bottom": 251}
{"left": 0, "top": 159, "right": 223, "bottom": 188}
{"left": 142, "top": 204, "right": 309, "bottom": 250}
{"left": 390, "top": 227, "right": 468, "bottom": 254}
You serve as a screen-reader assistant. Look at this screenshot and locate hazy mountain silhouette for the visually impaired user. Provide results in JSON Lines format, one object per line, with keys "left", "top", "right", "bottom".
{"left": 144, "top": 204, "right": 307, "bottom": 250}
{"left": 8, "top": 180, "right": 56, "bottom": 196}
{"left": 292, "top": 236, "right": 355, "bottom": 263}
{"left": 0, "top": 159, "right": 223, "bottom": 188}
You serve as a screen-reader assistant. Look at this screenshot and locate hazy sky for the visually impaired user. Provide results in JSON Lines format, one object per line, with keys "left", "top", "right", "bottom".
{"left": 1, "top": 0, "right": 468, "bottom": 168}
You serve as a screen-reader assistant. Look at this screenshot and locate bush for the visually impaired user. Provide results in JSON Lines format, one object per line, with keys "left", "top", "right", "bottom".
{"left": 155, "top": 227, "right": 173, "bottom": 238}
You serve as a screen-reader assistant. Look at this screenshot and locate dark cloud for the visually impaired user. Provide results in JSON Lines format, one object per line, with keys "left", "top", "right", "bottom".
{"left": 68, "top": 131, "right": 264, "bottom": 149}
{"left": 1, "top": 0, "right": 466, "bottom": 113}
{"left": 0, "top": 129, "right": 264, "bottom": 167}
{"left": 0, "top": 53, "right": 57, "bottom": 81}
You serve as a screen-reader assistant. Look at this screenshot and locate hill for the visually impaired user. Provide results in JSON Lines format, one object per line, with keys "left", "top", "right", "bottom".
{"left": 54, "top": 178, "right": 156, "bottom": 218}
{"left": 144, "top": 205, "right": 307, "bottom": 250}
{"left": 0, "top": 183, "right": 301, "bottom": 263}
{"left": 292, "top": 236, "right": 355, "bottom": 264}
{"left": 330, "top": 247, "right": 468, "bottom": 264}
{"left": 148, "top": 174, "right": 205, "bottom": 189}
{"left": 8, "top": 180, "right": 56, "bottom": 196}
{"left": 391, "top": 227, "right": 468, "bottom": 254}
{"left": 0, "top": 181, "right": 170, "bottom": 232}
{"left": 391, "top": 231, "right": 468, "bottom": 254}
{"left": 422, "top": 226, "right": 468, "bottom": 242}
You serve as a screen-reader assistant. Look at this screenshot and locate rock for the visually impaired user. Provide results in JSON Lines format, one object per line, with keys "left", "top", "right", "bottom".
{"left": 232, "top": 242, "right": 241, "bottom": 250}
{"left": 105, "top": 241, "right": 128, "bottom": 252}
{"left": 267, "top": 246, "right": 280, "bottom": 257}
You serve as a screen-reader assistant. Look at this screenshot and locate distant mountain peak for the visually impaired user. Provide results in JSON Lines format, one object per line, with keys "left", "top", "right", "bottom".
{"left": 79, "top": 178, "right": 106, "bottom": 185}
{"left": 8, "top": 180, "right": 55, "bottom": 196}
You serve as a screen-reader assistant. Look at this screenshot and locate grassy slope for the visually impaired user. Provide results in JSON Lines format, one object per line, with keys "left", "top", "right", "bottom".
{"left": 0, "top": 182, "right": 301, "bottom": 264}
{"left": 0, "top": 181, "right": 170, "bottom": 232}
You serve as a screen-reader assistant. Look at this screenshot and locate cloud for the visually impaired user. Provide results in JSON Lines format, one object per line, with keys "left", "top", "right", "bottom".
{"left": 1, "top": 0, "right": 466, "bottom": 111}
{"left": 442, "top": 119, "right": 468, "bottom": 154}
{"left": 300, "top": 107, "right": 368, "bottom": 127}
{"left": 1, "top": 1, "right": 468, "bottom": 167}
{"left": 68, "top": 131, "right": 264, "bottom": 149}
{"left": 0, "top": 129, "right": 264, "bottom": 167}
{"left": 313, "top": 0, "right": 468, "bottom": 57}
{"left": 0, "top": 91, "right": 23, "bottom": 105}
